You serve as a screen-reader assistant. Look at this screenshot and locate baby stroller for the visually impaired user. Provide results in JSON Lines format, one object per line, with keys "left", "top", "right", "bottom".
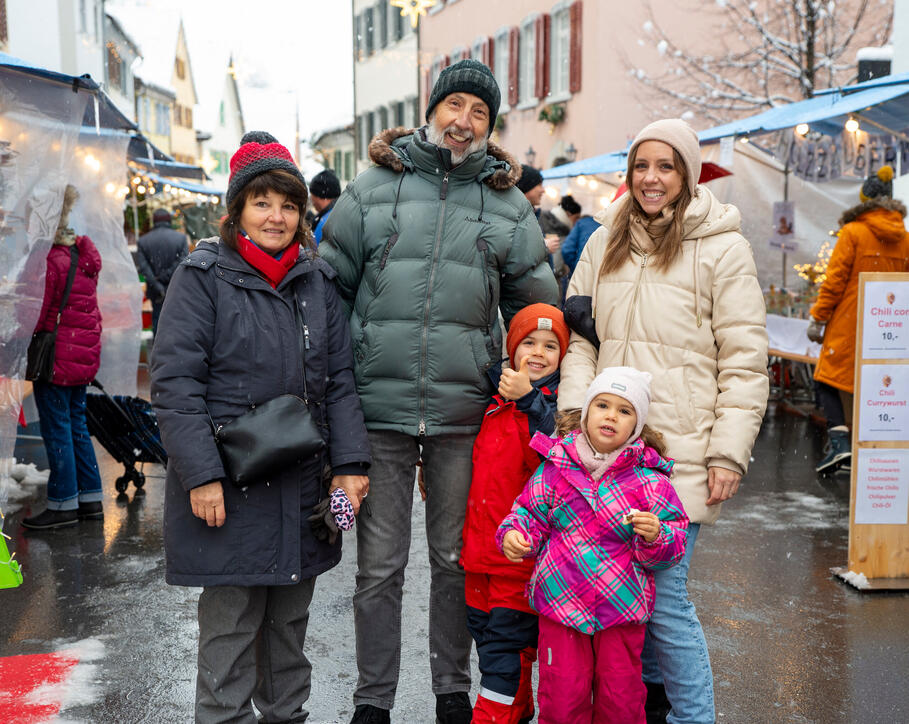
{"left": 85, "top": 380, "right": 167, "bottom": 493}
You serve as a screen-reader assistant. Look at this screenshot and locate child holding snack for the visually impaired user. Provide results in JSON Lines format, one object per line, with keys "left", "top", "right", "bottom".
{"left": 498, "top": 367, "right": 688, "bottom": 724}
{"left": 461, "top": 303, "right": 569, "bottom": 723}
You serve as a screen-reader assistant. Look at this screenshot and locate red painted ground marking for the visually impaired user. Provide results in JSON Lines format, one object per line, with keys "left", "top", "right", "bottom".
{"left": 0, "top": 652, "right": 79, "bottom": 724}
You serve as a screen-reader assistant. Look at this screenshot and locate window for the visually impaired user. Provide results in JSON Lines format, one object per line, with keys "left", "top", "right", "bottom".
{"left": 389, "top": 1, "right": 403, "bottom": 42}
{"left": 393, "top": 100, "right": 405, "bottom": 127}
{"left": 185, "top": 106, "right": 193, "bottom": 128}
{"left": 344, "top": 151, "right": 354, "bottom": 182}
{"left": 378, "top": 106, "right": 389, "bottom": 133}
{"left": 550, "top": 4, "right": 571, "bottom": 98}
{"left": 493, "top": 29, "right": 510, "bottom": 110}
{"left": 405, "top": 97, "right": 419, "bottom": 127}
{"left": 175, "top": 58, "right": 186, "bottom": 80}
{"left": 569, "top": 0, "right": 582, "bottom": 93}
{"left": 376, "top": 1, "right": 388, "bottom": 49}
{"left": 364, "top": 7, "right": 374, "bottom": 56}
{"left": 0, "top": 0, "right": 7, "bottom": 48}
{"left": 155, "top": 102, "right": 171, "bottom": 136}
{"left": 219, "top": 101, "right": 225, "bottom": 126}
{"left": 107, "top": 45, "right": 122, "bottom": 93}
{"left": 214, "top": 150, "right": 229, "bottom": 175}
{"left": 79, "top": 0, "right": 87, "bottom": 33}
{"left": 333, "top": 149, "right": 343, "bottom": 175}
{"left": 354, "top": 12, "right": 363, "bottom": 60}
{"left": 519, "top": 18, "right": 537, "bottom": 106}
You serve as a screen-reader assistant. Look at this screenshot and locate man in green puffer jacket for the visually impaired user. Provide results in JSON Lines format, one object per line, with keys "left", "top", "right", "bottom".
{"left": 321, "top": 59, "right": 558, "bottom": 724}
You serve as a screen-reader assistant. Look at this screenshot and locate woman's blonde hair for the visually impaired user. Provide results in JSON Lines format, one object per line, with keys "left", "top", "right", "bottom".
{"left": 555, "top": 409, "right": 667, "bottom": 458}
{"left": 598, "top": 145, "right": 692, "bottom": 278}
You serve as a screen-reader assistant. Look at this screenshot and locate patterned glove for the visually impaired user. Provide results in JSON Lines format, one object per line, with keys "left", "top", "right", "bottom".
{"left": 308, "top": 488, "right": 356, "bottom": 545}
{"left": 806, "top": 318, "right": 825, "bottom": 344}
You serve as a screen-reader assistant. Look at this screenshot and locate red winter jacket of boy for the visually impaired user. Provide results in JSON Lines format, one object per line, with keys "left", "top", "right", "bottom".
{"left": 35, "top": 235, "right": 103, "bottom": 386}
{"left": 460, "top": 361, "right": 559, "bottom": 580}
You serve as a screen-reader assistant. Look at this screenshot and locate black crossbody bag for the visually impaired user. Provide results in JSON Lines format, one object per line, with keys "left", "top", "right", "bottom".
{"left": 26, "top": 246, "right": 79, "bottom": 382}
{"left": 210, "top": 300, "right": 325, "bottom": 488}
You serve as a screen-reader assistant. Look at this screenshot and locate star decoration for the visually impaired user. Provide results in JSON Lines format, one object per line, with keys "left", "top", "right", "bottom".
{"left": 390, "top": 0, "right": 437, "bottom": 29}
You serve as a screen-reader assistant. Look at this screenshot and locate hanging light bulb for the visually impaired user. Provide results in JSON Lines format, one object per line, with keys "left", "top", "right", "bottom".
{"left": 795, "top": 123, "right": 809, "bottom": 136}
{"left": 136, "top": 185, "right": 147, "bottom": 194}
{"left": 105, "top": 182, "right": 115, "bottom": 194}
{"left": 845, "top": 117, "right": 860, "bottom": 133}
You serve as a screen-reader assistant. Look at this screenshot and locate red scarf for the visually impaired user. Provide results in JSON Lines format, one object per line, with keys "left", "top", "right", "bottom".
{"left": 236, "top": 232, "right": 300, "bottom": 289}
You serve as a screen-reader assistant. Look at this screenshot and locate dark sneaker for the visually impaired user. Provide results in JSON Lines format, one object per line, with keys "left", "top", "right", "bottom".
{"left": 77, "top": 501, "right": 104, "bottom": 520}
{"left": 645, "top": 681, "right": 671, "bottom": 724}
{"left": 816, "top": 428, "right": 851, "bottom": 473}
{"left": 350, "top": 704, "right": 390, "bottom": 724}
{"left": 21, "top": 508, "right": 78, "bottom": 530}
{"left": 435, "top": 692, "right": 471, "bottom": 724}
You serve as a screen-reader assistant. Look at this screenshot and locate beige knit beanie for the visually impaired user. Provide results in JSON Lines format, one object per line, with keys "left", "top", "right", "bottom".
{"left": 628, "top": 119, "right": 701, "bottom": 195}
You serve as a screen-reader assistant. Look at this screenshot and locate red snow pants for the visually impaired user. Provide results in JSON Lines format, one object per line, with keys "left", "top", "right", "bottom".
{"left": 537, "top": 616, "right": 646, "bottom": 724}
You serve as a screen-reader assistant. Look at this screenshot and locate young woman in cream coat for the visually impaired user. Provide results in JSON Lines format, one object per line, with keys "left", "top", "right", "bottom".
{"left": 559, "top": 119, "right": 768, "bottom": 724}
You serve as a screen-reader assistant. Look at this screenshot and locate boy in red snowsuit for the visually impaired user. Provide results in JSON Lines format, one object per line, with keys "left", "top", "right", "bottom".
{"left": 460, "top": 303, "right": 569, "bottom": 723}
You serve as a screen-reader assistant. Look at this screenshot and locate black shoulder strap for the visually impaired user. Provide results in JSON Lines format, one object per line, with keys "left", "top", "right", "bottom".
{"left": 53, "top": 245, "right": 80, "bottom": 331}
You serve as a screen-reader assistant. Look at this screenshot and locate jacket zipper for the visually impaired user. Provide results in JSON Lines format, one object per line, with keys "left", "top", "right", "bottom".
{"left": 419, "top": 171, "right": 450, "bottom": 436}
{"left": 621, "top": 252, "right": 648, "bottom": 366}
{"left": 379, "top": 233, "right": 399, "bottom": 270}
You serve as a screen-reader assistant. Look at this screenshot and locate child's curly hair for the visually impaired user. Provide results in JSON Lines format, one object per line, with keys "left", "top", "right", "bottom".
{"left": 555, "top": 409, "right": 667, "bottom": 457}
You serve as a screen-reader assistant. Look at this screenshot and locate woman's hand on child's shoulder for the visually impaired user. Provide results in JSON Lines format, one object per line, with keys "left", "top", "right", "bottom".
{"left": 502, "top": 529, "right": 532, "bottom": 561}
{"left": 629, "top": 511, "right": 661, "bottom": 543}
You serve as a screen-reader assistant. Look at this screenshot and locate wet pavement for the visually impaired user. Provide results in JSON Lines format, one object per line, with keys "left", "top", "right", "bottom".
{"left": 1, "top": 376, "right": 908, "bottom": 723}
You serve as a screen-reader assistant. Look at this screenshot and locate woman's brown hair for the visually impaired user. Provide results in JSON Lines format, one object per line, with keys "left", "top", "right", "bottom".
{"left": 555, "top": 409, "right": 668, "bottom": 458}
{"left": 597, "top": 145, "right": 692, "bottom": 278}
{"left": 219, "top": 169, "right": 314, "bottom": 252}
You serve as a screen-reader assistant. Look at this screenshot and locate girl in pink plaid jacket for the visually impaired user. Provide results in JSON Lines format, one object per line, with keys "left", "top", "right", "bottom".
{"left": 498, "top": 367, "right": 688, "bottom": 724}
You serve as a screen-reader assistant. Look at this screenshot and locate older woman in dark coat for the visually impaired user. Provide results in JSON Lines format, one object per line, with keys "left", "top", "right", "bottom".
{"left": 150, "top": 131, "right": 370, "bottom": 724}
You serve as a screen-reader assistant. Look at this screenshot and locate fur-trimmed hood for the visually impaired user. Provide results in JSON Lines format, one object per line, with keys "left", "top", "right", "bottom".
{"left": 839, "top": 197, "right": 907, "bottom": 227}
{"left": 367, "top": 126, "right": 522, "bottom": 191}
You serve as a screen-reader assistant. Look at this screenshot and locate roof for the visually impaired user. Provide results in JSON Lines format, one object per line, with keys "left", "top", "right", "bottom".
{"left": 0, "top": 52, "right": 137, "bottom": 131}
{"left": 105, "top": 13, "right": 142, "bottom": 58}
{"left": 106, "top": 3, "right": 180, "bottom": 92}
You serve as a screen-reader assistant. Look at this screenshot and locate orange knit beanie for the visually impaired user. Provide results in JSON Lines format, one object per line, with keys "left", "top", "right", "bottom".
{"left": 506, "top": 303, "right": 570, "bottom": 366}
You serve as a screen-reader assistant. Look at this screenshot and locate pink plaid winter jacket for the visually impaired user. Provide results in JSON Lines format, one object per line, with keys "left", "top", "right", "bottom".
{"left": 496, "top": 431, "right": 688, "bottom": 635}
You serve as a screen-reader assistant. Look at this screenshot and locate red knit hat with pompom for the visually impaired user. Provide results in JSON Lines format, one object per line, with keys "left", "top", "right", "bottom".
{"left": 226, "top": 131, "right": 307, "bottom": 206}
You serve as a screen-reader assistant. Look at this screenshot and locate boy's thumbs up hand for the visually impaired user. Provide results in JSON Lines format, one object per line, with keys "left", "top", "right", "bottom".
{"left": 498, "top": 355, "right": 533, "bottom": 401}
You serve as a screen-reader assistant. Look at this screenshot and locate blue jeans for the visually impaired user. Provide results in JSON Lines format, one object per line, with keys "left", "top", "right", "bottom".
{"left": 642, "top": 523, "right": 715, "bottom": 724}
{"left": 33, "top": 382, "right": 103, "bottom": 511}
{"left": 352, "top": 430, "right": 475, "bottom": 710}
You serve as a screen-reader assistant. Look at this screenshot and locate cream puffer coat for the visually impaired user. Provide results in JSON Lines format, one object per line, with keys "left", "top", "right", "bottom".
{"left": 559, "top": 186, "right": 769, "bottom": 524}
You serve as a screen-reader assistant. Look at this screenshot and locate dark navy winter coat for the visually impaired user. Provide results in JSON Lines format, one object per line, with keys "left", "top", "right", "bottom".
{"left": 150, "top": 238, "right": 370, "bottom": 587}
{"left": 135, "top": 221, "right": 189, "bottom": 303}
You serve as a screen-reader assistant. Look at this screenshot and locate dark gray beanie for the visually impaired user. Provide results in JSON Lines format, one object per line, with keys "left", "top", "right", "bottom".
{"left": 860, "top": 165, "right": 894, "bottom": 202}
{"left": 226, "top": 130, "right": 307, "bottom": 207}
{"left": 425, "top": 59, "right": 500, "bottom": 136}
{"left": 310, "top": 169, "right": 341, "bottom": 199}
{"left": 516, "top": 164, "right": 544, "bottom": 194}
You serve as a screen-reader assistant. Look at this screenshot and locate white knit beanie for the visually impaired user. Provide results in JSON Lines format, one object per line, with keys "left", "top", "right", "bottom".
{"left": 628, "top": 118, "right": 701, "bottom": 196}
{"left": 581, "top": 367, "right": 653, "bottom": 442}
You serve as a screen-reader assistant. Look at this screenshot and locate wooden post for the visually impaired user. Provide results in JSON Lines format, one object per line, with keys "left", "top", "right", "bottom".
{"left": 835, "top": 272, "right": 909, "bottom": 590}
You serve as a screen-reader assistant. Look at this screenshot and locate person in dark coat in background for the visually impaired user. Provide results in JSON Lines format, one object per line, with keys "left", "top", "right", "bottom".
{"left": 135, "top": 208, "right": 188, "bottom": 335}
{"left": 560, "top": 211, "right": 600, "bottom": 276}
{"left": 309, "top": 168, "right": 341, "bottom": 244}
{"left": 22, "top": 185, "right": 105, "bottom": 530}
{"left": 150, "top": 131, "right": 371, "bottom": 724}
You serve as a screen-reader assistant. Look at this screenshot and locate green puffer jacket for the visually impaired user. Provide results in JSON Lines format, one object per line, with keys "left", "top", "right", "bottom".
{"left": 321, "top": 126, "right": 559, "bottom": 436}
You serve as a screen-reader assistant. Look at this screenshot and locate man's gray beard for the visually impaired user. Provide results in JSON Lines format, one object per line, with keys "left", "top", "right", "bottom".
{"left": 425, "top": 119, "right": 487, "bottom": 165}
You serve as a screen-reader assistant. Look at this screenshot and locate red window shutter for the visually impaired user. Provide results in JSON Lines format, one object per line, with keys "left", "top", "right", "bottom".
{"left": 442, "top": 54, "right": 451, "bottom": 69}
{"left": 461, "top": 48, "right": 470, "bottom": 61}
{"left": 423, "top": 69, "right": 432, "bottom": 115}
{"left": 485, "top": 37, "right": 494, "bottom": 71}
{"left": 569, "top": 0, "right": 582, "bottom": 93}
{"left": 508, "top": 26, "right": 519, "bottom": 106}
{"left": 535, "top": 14, "right": 551, "bottom": 99}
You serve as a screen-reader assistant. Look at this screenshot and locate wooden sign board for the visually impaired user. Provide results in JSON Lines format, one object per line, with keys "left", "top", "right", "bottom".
{"left": 835, "top": 272, "right": 909, "bottom": 590}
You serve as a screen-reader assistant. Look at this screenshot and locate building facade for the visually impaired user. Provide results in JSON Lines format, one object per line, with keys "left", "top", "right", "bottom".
{"left": 311, "top": 123, "right": 356, "bottom": 187}
{"left": 419, "top": 0, "right": 718, "bottom": 173}
{"left": 104, "top": 13, "right": 141, "bottom": 123}
{"left": 168, "top": 21, "right": 199, "bottom": 165}
{"left": 198, "top": 57, "right": 245, "bottom": 193}
{"left": 353, "top": 0, "right": 420, "bottom": 173}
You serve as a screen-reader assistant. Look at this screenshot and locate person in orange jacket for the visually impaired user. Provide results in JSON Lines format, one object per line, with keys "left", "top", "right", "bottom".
{"left": 807, "top": 165, "right": 909, "bottom": 473}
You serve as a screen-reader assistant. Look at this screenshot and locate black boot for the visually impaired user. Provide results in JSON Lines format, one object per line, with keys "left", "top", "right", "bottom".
{"left": 435, "top": 692, "right": 472, "bottom": 724}
{"left": 645, "top": 681, "right": 671, "bottom": 724}
{"left": 21, "top": 508, "right": 78, "bottom": 530}
{"left": 77, "top": 501, "right": 104, "bottom": 520}
{"left": 349, "top": 704, "right": 390, "bottom": 724}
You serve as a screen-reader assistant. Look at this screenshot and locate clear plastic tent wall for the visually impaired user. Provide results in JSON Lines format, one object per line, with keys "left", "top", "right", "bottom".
{"left": 0, "top": 71, "right": 141, "bottom": 510}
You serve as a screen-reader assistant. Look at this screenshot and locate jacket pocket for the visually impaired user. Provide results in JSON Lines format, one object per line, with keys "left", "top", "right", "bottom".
{"left": 469, "top": 327, "right": 496, "bottom": 378}
{"left": 378, "top": 233, "right": 399, "bottom": 270}
{"left": 476, "top": 238, "right": 499, "bottom": 361}
{"left": 666, "top": 366, "right": 697, "bottom": 435}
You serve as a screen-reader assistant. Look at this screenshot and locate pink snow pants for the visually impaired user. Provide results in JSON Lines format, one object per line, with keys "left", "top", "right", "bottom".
{"left": 537, "top": 616, "right": 646, "bottom": 724}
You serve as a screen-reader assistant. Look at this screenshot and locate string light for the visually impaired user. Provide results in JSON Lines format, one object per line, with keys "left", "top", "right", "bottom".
{"left": 390, "top": 0, "right": 436, "bottom": 28}
{"left": 544, "top": 186, "right": 559, "bottom": 199}
{"left": 795, "top": 123, "right": 809, "bottom": 136}
{"left": 845, "top": 117, "right": 860, "bottom": 133}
